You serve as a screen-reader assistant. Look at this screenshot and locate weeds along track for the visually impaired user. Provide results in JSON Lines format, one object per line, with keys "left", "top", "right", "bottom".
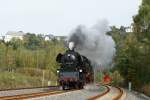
{"left": 0, "top": 86, "right": 58, "bottom": 91}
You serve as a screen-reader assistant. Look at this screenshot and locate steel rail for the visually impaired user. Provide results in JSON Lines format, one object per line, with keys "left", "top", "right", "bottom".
{"left": 0, "top": 89, "right": 80, "bottom": 100}
{"left": 112, "top": 87, "right": 124, "bottom": 100}
{"left": 87, "top": 86, "right": 124, "bottom": 100}
{"left": 87, "top": 85, "right": 110, "bottom": 100}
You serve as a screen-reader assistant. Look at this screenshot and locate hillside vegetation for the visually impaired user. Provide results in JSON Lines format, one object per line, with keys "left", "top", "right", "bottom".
{"left": 108, "top": 0, "right": 150, "bottom": 96}
{"left": 0, "top": 34, "right": 66, "bottom": 89}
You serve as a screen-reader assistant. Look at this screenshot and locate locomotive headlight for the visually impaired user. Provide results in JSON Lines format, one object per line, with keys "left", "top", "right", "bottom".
{"left": 57, "top": 70, "right": 59, "bottom": 73}
{"left": 79, "top": 69, "right": 82, "bottom": 72}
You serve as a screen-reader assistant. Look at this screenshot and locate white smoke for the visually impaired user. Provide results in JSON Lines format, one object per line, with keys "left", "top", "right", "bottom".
{"left": 68, "top": 20, "right": 116, "bottom": 69}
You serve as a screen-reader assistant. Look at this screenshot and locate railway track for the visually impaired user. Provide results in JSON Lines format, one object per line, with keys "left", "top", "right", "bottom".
{"left": 113, "top": 87, "right": 124, "bottom": 100}
{"left": 87, "top": 85, "right": 124, "bottom": 100}
{"left": 0, "top": 89, "right": 79, "bottom": 100}
{"left": 0, "top": 85, "right": 124, "bottom": 100}
{"left": 0, "top": 90, "right": 62, "bottom": 100}
{"left": 87, "top": 86, "right": 110, "bottom": 100}
{"left": 0, "top": 86, "right": 60, "bottom": 97}
{"left": 0, "top": 86, "right": 60, "bottom": 100}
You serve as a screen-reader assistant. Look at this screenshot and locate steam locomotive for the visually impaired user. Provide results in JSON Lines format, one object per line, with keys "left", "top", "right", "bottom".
{"left": 56, "top": 43, "right": 93, "bottom": 90}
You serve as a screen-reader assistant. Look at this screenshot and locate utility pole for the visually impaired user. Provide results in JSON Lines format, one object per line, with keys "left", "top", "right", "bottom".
{"left": 42, "top": 70, "right": 45, "bottom": 87}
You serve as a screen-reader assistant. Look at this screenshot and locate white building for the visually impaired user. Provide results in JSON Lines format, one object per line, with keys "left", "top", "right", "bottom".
{"left": 2, "top": 31, "right": 67, "bottom": 42}
{"left": 125, "top": 26, "right": 133, "bottom": 33}
{"left": 4, "top": 31, "right": 26, "bottom": 42}
{"left": 55, "top": 36, "right": 67, "bottom": 41}
{"left": 44, "top": 34, "right": 54, "bottom": 41}
{"left": 0, "top": 34, "right": 5, "bottom": 41}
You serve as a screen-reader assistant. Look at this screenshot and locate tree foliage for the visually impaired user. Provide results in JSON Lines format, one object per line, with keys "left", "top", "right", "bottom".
{"left": 0, "top": 34, "right": 66, "bottom": 77}
{"left": 109, "top": 0, "right": 150, "bottom": 90}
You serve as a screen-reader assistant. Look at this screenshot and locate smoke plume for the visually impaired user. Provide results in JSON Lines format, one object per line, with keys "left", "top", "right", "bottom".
{"left": 68, "top": 20, "right": 115, "bottom": 69}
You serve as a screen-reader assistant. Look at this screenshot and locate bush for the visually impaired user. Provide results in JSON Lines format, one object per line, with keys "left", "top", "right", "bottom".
{"left": 111, "top": 70, "right": 124, "bottom": 86}
{"left": 0, "top": 72, "right": 42, "bottom": 90}
{"left": 141, "top": 83, "right": 150, "bottom": 96}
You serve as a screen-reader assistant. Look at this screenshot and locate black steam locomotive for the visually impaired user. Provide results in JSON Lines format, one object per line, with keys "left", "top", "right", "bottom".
{"left": 56, "top": 49, "right": 93, "bottom": 90}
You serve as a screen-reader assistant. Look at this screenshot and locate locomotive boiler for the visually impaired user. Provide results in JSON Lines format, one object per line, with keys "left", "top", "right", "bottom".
{"left": 56, "top": 42, "right": 93, "bottom": 90}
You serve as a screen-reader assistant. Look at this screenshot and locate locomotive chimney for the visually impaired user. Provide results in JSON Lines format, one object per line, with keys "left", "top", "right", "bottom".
{"left": 68, "top": 41, "right": 75, "bottom": 50}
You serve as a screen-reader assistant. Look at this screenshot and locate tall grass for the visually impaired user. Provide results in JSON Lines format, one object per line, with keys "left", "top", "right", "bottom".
{"left": 0, "top": 68, "right": 58, "bottom": 90}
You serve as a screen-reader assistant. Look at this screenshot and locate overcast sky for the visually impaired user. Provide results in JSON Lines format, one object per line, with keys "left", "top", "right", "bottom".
{"left": 0, "top": 0, "right": 141, "bottom": 36}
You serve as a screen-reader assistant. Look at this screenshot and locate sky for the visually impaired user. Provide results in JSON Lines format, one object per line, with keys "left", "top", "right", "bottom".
{"left": 0, "top": 0, "right": 141, "bottom": 36}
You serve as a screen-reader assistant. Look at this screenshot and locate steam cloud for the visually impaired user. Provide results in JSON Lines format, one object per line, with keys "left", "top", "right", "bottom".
{"left": 68, "top": 20, "right": 116, "bottom": 69}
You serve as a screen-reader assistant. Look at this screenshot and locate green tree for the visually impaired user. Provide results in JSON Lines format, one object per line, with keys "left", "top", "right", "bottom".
{"left": 112, "top": 0, "right": 150, "bottom": 90}
{"left": 23, "top": 33, "right": 44, "bottom": 50}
